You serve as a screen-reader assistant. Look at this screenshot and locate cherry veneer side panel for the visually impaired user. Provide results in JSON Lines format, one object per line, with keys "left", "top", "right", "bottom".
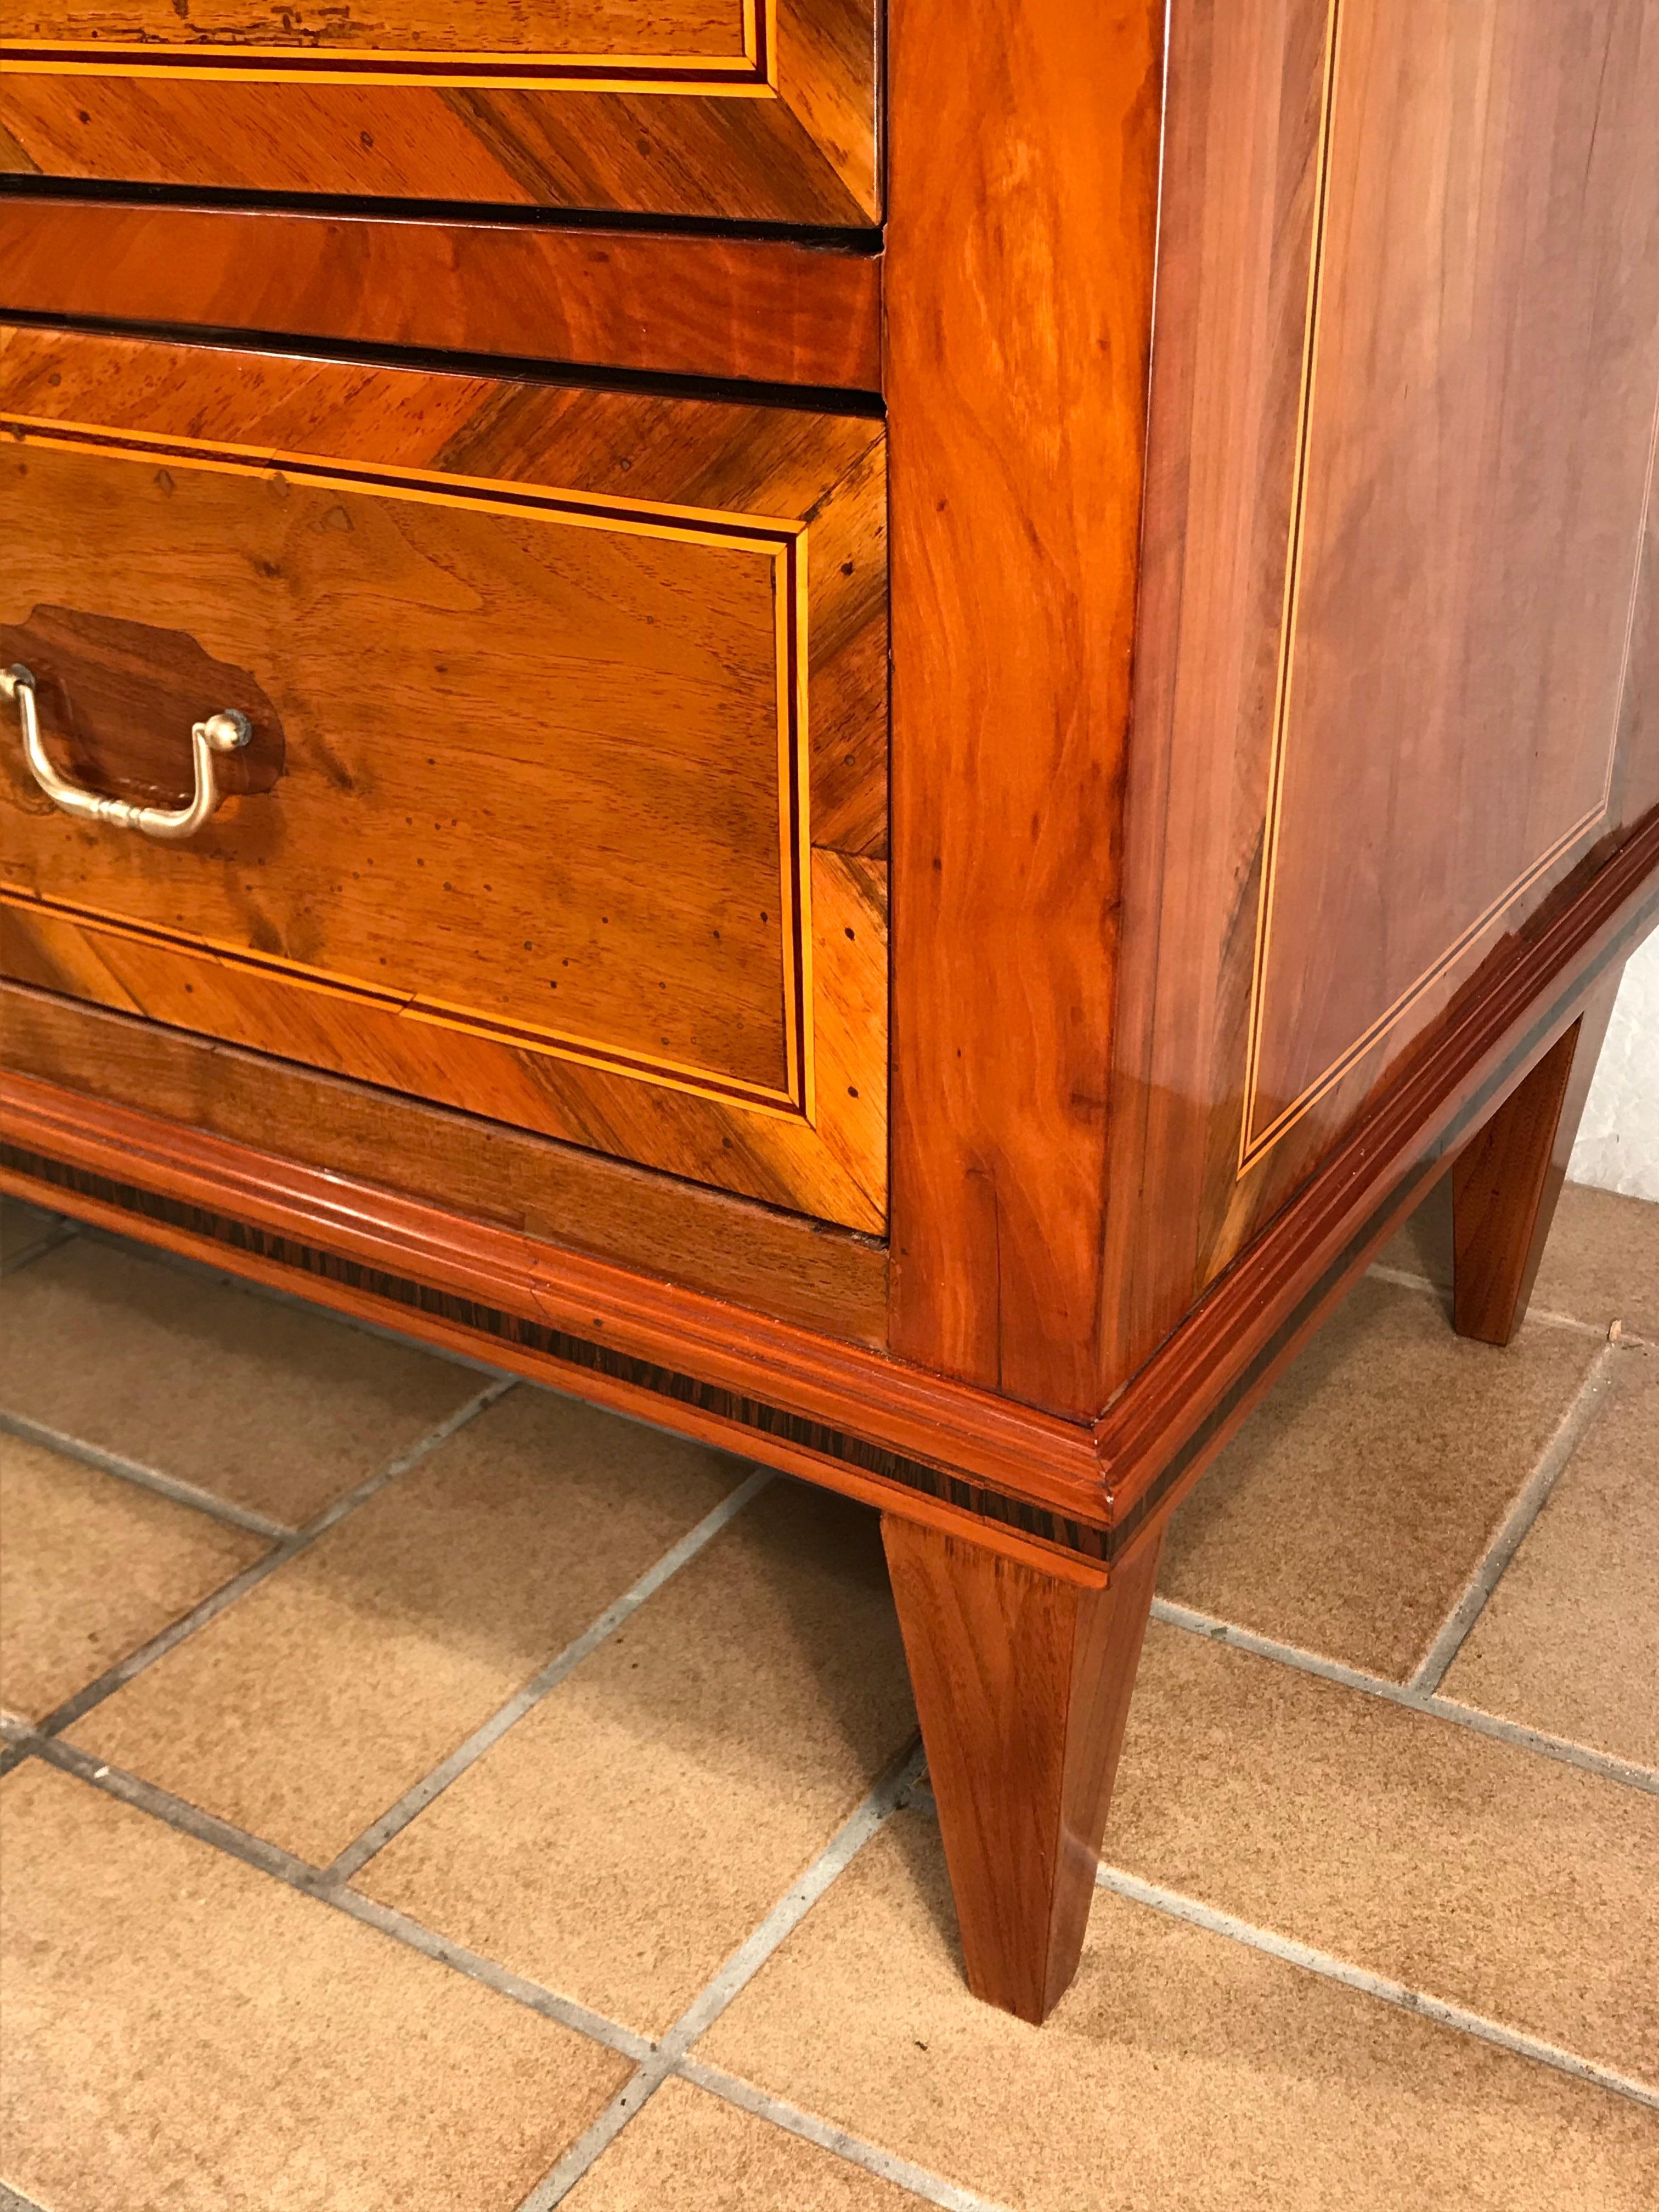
{"left": 1104, "top": 0, "right": 1659, "bottom": 1393}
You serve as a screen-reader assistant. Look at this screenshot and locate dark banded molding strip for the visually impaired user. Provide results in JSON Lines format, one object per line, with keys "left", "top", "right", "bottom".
{"left": 0, "top": 1142, "right": 1114, "bottom": 1565}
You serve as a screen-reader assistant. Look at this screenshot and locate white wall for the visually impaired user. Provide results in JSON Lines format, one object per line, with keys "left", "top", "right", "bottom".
{"left": 1569, "top": 929, "right": 1659, "bottom": 1202}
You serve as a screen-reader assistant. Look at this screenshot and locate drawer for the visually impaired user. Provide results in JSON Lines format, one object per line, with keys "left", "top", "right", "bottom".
{"left": 0, "top": 2, "right": 879, "bottom": 224}
{"left": 0, "top": 326, "right": 888, "bottom": 1234}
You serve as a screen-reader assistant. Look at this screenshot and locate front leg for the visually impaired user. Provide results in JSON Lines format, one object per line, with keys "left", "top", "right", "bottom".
{"left": 882, "top": 1514, "right": 1164, "bottom": 2023}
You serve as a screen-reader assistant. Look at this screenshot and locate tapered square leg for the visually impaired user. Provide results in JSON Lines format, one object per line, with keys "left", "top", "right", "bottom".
{"left": 1452, "top": 969, "right": 1622, "bottom": 1347}
{"left": 881, "top": 1515, "right": 1164, "bottom": 2023}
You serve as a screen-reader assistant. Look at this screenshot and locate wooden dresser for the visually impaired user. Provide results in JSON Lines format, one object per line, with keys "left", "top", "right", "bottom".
{"left": 3, "top": 2, "right": 1656, "bottom": 2024}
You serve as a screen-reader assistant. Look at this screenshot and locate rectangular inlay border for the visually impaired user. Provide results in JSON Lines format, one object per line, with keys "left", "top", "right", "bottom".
{"left": 1, "top": 409, "right": 815, "bottom": 1122}
{"left": 0, "top": 0, "right": 771, "bottom": 93}
{"left": 1236, "top": 0, "right": 1642, "bottom": 1177}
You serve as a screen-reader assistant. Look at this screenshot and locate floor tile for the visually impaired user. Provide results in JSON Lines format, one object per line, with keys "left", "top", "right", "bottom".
{"left": 1158, "top": 1275, "right": 1602, "bottom": 1678}
{"left": 1439, "top": 1341, "right": 1659, "bottom": 1770}
{"left": 701, "top": 1809, "right": 1659, "bottom": 2212}
{"left": 72, "top": 1387, "right": 748, "bottom": 1866}
{"left": 358, "top": 1480, "right": 917, "bottom": 2035}
{"left": 1108, "top": 1622, "right": 1659, "bottom": 2085}
{"left": 0, "top": 1432, "right": 266, "bottom": 1724}
{"left": 565, "top": 2078, "right": 918, "bottom": 2211}
{"left": 0, "top": 1236, "right": 484, "bottom": 1527}
{"left": 0, "top": 1759, "right": 628, "bottom": 2212}
{"left": 1376, "top": 1178, "right": 1659, "bottom": 1337}
{"left": 0, "top": 1197, "right": 65, "bottom": 1273}
{"left": 1530, "top": 1186, "right": 1659, "bottom": 1338}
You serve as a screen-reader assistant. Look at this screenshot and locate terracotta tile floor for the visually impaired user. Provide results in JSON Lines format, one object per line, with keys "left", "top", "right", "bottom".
{"left": 2, "top": 1189, "right": 1655, "bottom": 2211}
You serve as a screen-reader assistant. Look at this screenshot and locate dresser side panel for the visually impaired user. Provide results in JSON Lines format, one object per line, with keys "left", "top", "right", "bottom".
{"left": 1104, "top": 0, "right": 1659, "bottom": 1391}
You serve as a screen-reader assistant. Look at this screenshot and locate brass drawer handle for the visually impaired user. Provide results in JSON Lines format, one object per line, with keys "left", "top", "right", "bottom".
{"left": 2, "top": 662, "right": 251, "bottom": 845}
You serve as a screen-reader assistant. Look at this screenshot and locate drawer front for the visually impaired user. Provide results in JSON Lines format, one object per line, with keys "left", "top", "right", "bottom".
{"left": 0, "top": 2, "right": 878, "bottom": 223}
{"left": 0, "top": 327, "right": 888, "bottom": 1233}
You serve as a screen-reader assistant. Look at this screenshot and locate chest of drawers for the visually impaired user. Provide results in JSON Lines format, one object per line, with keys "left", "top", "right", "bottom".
{"left": 3, "top": 0, "right": 1657, "bottom": 2024}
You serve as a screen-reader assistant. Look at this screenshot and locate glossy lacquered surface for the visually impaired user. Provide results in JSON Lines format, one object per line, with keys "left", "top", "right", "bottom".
{"left": 0, "top": 199, "right": 884, "bottom": 396}
{"left": 1104, "top": 0, "right": 1659, "bottom": 1390}
{"left": 0, "top": 980, "right": 891, "bottom": 1344}
{"left": 885, "top": 0, "right": 1164, "bottom": 1414}
{"left": 0, "top": 325, "right": 889, "bottom": 1230}
{"left": 5, "top": 0, "right": 1659, "bottom": 2038}
{"left": 1451, "top": 972, "right": 1624, "bottom": 1350}
{"left": 0, "top": 0, "right": 879, "bottom": 222}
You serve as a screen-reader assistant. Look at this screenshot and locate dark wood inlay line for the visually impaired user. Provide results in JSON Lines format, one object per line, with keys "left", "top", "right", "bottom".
{"left": 0, "top": 1144, "right": 1113, "bottom": 1565}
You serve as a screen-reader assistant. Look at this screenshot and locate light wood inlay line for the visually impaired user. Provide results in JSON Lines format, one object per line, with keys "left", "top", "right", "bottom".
{"left": 1237, "top": 0, "right": 1639, "bottom": 1177}
{"left": 1237, "top": 0, "right": 1345, "bottom": 1175}
{"left": 1, "top": 411, "right": 815, "bottom": 1121}
{"left": 0, "top": 0, "right": 774, "bottom": 94}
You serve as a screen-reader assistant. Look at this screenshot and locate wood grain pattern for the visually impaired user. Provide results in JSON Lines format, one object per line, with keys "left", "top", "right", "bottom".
{"left": 0, "top": 0, "right": 878, "bottom": 223}
{"left": 1097, "top": 814, "right": 1659, "bottom": 1553}
{"left": 15, "top": 0, "right": 748, "bottom": 55}
{"left": 3, "top": 792, "right": 1654, "bottom": 1587}
{"left": 1104, "top": 0, "right": 1659, "bottom": 1394}
{"left": 0, "top": 199, "right": 884, "bottom": 395}
{"left": 0, "top": 978, "right": 890, "bottom": 1344}
{"left": 0, "top": 1132, "right": 1111, "bottom": 1581}
{"left": 0, "top": 602, "right": 284, "bottom": 806}
{"left": 1240, "top": 0, "right": 1659, "bottom": 1172}
{"left": 0, "top": 324, "right": 888, "bottom": 1230}
{"left": 883, "top": 1515, "right": 1164, "bottom": 2023}
{"left": 0, "top": 1064, "right": 1118, "bottom": 1555}
{"left": 885, "top": 0, "right": 1164, "bottom": 1418}
{"left": 1451, "top": 970, "right": 1623, "bottom": 1348}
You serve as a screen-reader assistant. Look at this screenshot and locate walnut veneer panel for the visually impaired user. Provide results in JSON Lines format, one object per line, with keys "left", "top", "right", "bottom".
{"left": 0, "top": 0, "right": 878, "bottom": 222}
{"left": 0, "top": 201, "right": 884, "bottom": 395}
{"left": 19, "top": 2, "right": 746, "bottom": 53}
{"left": 0, "top": 326, "right": 888, "bottom": 1232}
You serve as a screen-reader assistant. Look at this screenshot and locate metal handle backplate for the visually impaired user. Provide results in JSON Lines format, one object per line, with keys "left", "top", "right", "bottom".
{"left": 2, "top": 662, "right": 250, "bottom": 844}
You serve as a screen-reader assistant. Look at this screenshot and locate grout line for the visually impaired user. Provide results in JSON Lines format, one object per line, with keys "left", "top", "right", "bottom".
{"left": 327, "top": 1886, "right": 654, "bottom": 2063}
{"left": 14, "top": 1730, "right": 654, "bottom": 2063}
{"left": 1410, "top": 1339, "right": 1624, "bottom": 1693}
{"left": 0, "top": 1407, "right": 295, "bottom": 1541}
{"left": 1364, "top": 1262, "right": 1607, "bottom": 1337}
{"left": 0, "top": 1216, "right": 79, "bottom": 1278}
{"left": 677, "top": 2061, "right": 1017, "bottom": 2212}
{"left": 1093, "top": 1864, "right": 1659, "bottom": 2111}
{"left": 29, "top": 1378, "right": 516, "bottom": 1742}
{"left": 13, "top": 1717, "right": 940, "bottom": 2212}
{"left": 1149, "top": 1598, "right": 1659, "bottom": 1795}
{"left": 326, "top": 1465, "right": 776, "bottom": 1882}
{"left": 0, "top": 1709, "right": 32, "bottom": 1778}
{"left": 514, "top": 1735, "right": 929, "bottom": 2212}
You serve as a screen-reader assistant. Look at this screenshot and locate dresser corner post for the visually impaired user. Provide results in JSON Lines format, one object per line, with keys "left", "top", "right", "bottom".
{"left": 883, "top": 0, "right": 1168, "bottom": 1416}
{"left": 1451, "top": 965, "right": 1626, "bottom": 1348}
{"left": 881, "top": 1510, "right": 1165, "bottom": 2024}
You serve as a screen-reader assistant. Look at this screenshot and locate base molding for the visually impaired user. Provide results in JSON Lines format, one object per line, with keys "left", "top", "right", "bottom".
{"left": 4, "top": 808, "right": 1655, "bottom": 1578}
{"left": 0, "top": 1092, "right": 1114, "bottom": 1576}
